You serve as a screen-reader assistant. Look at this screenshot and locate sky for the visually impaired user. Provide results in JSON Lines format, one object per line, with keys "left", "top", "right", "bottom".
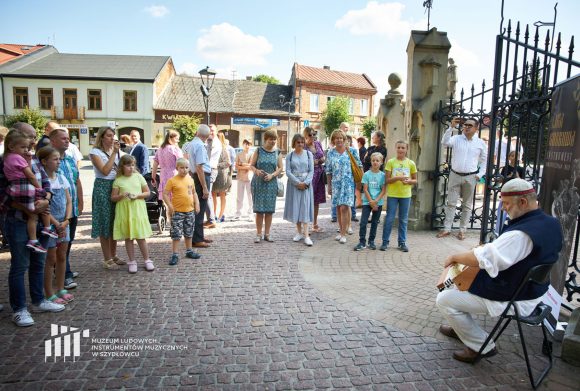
{"left": 1, "top": 0, "right": 578, "bottom": 110}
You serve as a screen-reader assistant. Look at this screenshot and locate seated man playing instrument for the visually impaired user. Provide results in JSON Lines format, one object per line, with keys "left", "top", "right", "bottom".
{"left": 436, "top": 178, "right": 563, "bottom": 363}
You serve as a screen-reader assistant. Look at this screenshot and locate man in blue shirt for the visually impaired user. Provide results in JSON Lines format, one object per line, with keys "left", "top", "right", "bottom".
{"left": 184, "top": 124, "right": 212, "bottom": 248}
{"left": 129, "top": 129, "right": 150, "bottom": 175}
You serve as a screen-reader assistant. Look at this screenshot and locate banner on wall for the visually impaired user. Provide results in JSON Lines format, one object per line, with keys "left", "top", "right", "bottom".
{"left": 538, "top": 74, "right": 580, "bottom": 332}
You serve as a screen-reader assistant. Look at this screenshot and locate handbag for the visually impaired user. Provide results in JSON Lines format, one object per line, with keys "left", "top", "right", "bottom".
{"left": 346, "top": 148, "right": 363, "bottom": 184}
{"left": 277, "top": 179, "right": 285, "bottom": 197}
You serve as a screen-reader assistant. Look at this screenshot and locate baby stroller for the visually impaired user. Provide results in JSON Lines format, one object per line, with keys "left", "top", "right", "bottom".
{"left": 143, "top": 173, "right": 167, "bottom": 234}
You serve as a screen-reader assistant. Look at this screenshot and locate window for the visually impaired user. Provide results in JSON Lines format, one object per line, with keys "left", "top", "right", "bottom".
{"left": 309, "top": 94, "right": 319, "bottom": 112}
{"left": 124, "top": 90, "right": 137, "bottom": 111}
{"left": 13, "top": 87, "right": 28, "bottom": 109}
{"left": 88, "top": 89, "right": 102, "bottom": 110}
{"left": 38, "top": 88, "right": 53, "bottom": 110}
{"left": 360, "top": 99, "right": 368, "bottom": 116}
{"left": 326, "top": 96, "right": 335, "bottom": 103}
{"left": 348, "top": 98, "right": 354, "bottom": 114}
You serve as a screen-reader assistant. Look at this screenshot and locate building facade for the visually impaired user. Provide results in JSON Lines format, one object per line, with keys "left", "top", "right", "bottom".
{"left": 289, "top": 63, "right": 377, "bottom": 142}
{"left": 0, "top": 46, "right": 174, "bottom": 155}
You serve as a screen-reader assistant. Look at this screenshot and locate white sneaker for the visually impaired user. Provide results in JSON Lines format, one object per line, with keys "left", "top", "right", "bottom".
{"left": 12, "top": 309, "right": 35, "bottom": 327}
{"left": 304, "top": 237, "right": 313, "bottom": 246}
{"left": 254, "top": 236, "right": 261, "bottom": 243}
{"left": 293, "top": 234, "right": 304, "bottom": 242}
{"left": 339, "top": 236, "right": 347, "bottom": 244}
{"left": 335, "top": 234, "right": 342, "bottom": 241}
{"left": 347, "top": 227, "right": 354, "bottom": 235}
{"left": 31, "top": 299, "right": 65, "bottom": 313}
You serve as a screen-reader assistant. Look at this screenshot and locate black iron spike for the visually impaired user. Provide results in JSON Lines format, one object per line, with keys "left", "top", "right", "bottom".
{"left": 515, "top": 21, "right": 521, "bottom": 40}
{"left": 544, "top": 30, "right": 551, "bottom": 51}
{"left": 556, "top": 32, "right": 562, "bottom": 52}
{"left": 567, "top": 36, "right": 575, "bottom": 78}
{"left": 533, "top": 26, "right": 540, "bottom": 47}
{"left": 524, "top": 24, "right": 530, "bottom": 44}
{"left": 507, "top": 20, "right": 512, "bottom": 37}
{"left": 569, "top": 36, "right": 575, "bottom": 55}
{"left": 552, "top": 33, "right": 561, "bottom": 85}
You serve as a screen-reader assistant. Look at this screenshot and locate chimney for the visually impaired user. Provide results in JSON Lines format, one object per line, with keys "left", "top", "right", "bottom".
{"left": 323, "top": 65, "right": 330, "bottom": 70}
{"left": 246, "top": 76, "right": 252, "bottom": 80}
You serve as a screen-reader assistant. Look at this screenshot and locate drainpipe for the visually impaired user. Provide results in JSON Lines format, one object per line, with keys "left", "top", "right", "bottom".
{"left": 0, "top": 75, "right": 6, "bottom": 124}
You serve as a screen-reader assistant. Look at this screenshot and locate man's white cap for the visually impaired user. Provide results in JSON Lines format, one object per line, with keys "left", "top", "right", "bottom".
{"left": 501, "top": 178, "right": 535, "bottom": 197}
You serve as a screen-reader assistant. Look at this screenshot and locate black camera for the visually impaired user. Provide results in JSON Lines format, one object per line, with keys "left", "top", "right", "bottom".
{"left": 120, "top": 142, "right": 127, "bottom": 149}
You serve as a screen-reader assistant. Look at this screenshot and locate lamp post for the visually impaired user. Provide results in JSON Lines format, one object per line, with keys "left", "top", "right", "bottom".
{"left": 279, "top": 94, "right": 300, "bottom": 153}
{"left": 199, "top": 66, "right": 217, "bottom": 125}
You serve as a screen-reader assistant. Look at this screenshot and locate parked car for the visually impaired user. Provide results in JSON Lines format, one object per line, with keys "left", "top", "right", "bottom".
{"left": 148, "top": 147, "right": 158, "bottom": 171}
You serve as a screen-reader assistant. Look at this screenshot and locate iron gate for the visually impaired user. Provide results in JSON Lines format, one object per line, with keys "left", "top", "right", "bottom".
{"left": 432, "top": 19, "right": 579, "bottom": 245}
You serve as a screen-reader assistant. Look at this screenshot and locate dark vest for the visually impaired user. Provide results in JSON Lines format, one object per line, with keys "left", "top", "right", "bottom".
{"left": 469, "top": 208, "right": 562, "bottom": 301}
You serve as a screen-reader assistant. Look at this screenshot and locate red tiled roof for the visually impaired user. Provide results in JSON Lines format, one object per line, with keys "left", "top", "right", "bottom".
{"left": 294, "top": 63, "right": 377, "bottom": 91}
{"left": 0, "top": 44, "right": 46, "bottom": 65}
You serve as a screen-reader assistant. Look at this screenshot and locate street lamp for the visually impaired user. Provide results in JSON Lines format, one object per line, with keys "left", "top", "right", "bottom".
{"left": 279, "top": 94, "right": 300, "bottom": 133}
{"left": 199, "top": 66, "right": 217, "bottom": 125}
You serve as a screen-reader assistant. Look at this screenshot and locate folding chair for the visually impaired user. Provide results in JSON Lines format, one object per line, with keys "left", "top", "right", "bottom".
{"left": 476, "top": 263, "right": 554, "bottom": 389}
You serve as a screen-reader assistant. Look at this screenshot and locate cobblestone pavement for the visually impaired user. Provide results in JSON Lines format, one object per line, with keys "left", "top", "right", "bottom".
{"left": 0, "top": 171, "right": 579, "bottom": 390}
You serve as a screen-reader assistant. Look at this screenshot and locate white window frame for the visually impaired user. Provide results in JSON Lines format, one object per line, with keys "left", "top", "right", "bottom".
{"left": 348, "top": 98, "right": 355, "bottom": 115}
{"left": 360, "top": 99, "right": 368, "bottom": 116}
{"left": 309, "top": 94, "right": 319, "bottom": 112}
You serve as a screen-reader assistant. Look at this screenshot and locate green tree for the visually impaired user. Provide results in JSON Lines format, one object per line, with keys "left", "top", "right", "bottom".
{"left": 252, "top": 74, "right": 280, "bottom": 84}
{"left": 172, "top": 114, "right": 202, "bottom": 147}
{"left": 362, "top": 117, "right": 376, "bottom": 140}
{"left": 4, "top": 107, "right": 47, "bottom": 139}
{"left": 321, "top": 96, "right": 352, "bottom": 137}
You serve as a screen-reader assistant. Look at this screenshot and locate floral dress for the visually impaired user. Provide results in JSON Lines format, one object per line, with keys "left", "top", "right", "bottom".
{"left": 251, "top": 147, "right": 279, "bottom": 214}
{"left": 326, "top": 147, "right": 362, "bottom": 207}
{"left": 154, "top": 145, "right": 183, "bottom": 194}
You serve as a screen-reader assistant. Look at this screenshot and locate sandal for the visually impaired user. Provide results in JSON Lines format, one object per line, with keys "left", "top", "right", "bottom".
{"left": 144, "top": 259, "right": 155, "bottom": 271}
{"left": 47, "top": 294, "right": 67, "bottom": 305}
{"left": 112, "top": 256, "right": 126, "bottom": 265}
{"left": 436, "top": 230, "right": 451, "bottom": 238}
{"left": 457, "top": 231, "right": 466, "bottom": 241}
{"left": 57, "top": 289, "right": 74, "bottom": 303}
{"left": 312, "top": 225, "right": 324, "bottom": 233}
{"left": 263, "top": 235, "right": 274, "bottom": 242}
{"left": 103, "top": 258, "right": 120, "bottom": 270}
{"left": 127, "top": 260, "right": 138, "bottom": 274}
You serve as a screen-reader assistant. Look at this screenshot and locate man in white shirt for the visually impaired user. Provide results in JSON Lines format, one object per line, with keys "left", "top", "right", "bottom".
{"left": 437, "top": 117, "right": 487, "bottom": 240}
{"left": 204, "top": 124, "right": 222, "bottom": 228}
{"left": 436, "top": 179, "right": 562, "bottom": 363}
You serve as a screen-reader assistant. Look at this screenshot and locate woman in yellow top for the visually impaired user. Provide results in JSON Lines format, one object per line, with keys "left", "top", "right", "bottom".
{"left": 380, "top": 141, "right": 417, "bottom": 252}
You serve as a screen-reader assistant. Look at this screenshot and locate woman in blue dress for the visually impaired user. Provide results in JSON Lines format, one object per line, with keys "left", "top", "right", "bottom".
{"left": 250, "top": 130, "right": 284, "bottom": 243}
{"left": 326, "top": 129, "right": 362, "bottom": 244}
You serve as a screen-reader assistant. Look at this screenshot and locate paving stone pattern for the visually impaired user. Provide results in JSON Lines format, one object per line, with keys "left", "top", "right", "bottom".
{"left": 0, "top": 170, "right": 579, "bottom": 390}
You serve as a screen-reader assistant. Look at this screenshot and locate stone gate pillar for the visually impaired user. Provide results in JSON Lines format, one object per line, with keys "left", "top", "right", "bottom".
{"left": 405, "top": 28, "right": 451, "bottom": 230}
{"left": 377, "top": 73, "right": 406, "bottom": 162}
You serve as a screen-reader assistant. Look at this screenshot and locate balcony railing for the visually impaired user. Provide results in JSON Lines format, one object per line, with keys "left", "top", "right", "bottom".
{"left": 51, "top": 106, "right": 85, "bottom": 121}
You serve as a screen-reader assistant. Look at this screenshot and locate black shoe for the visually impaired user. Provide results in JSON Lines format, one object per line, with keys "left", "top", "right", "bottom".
{"left": 331, "top": 217, "right": 337, "bottom": 223}
{"left": 399, "top": 243, "right": 409, "bottom": 252}
{"left": 351, "top": 217, "right": 359, "bottom": 222}
{"left": 169, "top": 254, "right": 179, "bottom": 265}
{"left": 354, "top": 243, "right": 366, "bottom": 251}
{"left": 185, "top": 250, "right": 201, "bottom": 259}
{"left": 368, "top": 242, "right": 377, "bottom": 250}
{"left": 380, "top": 243, "right": 388, "bottom": 251}
{"left": 64, "top": 278, "right": 77, "bottom": 290}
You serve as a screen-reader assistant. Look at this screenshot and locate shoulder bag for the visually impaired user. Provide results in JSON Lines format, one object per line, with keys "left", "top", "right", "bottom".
{"left": 346, "top": 148, "right": 363, "bottom": 184}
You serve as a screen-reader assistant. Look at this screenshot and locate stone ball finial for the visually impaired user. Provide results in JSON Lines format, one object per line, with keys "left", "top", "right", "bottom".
{"left": 388, "top": 73, "right": 402, "bottom": 94}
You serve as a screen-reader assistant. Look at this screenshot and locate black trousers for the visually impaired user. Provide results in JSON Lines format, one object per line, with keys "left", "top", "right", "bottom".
{"left": 191, "top": 172, "right": 211, "bottom": 243}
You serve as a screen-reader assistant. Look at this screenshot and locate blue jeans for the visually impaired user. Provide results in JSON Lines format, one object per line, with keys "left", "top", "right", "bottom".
{"left": 382, "top": 197, "right": 411, "bottom": 246}
{"left": 65, "top": 216, "right": 78, "bottom": 279}
{"left": 359, "top": 205, "right": 381, "bottom": 245}
{"left": 6, "top": 216, "right": 48, "bottom": 312}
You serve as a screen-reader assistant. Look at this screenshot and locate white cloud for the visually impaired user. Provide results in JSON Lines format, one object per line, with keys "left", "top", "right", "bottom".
{"left": 144, "top": 5, "right": 169, "bottom": 18}
{"left": 196, "top": 23, "right": 272, "bottom": 66}
{"left": 177, "top": 62, "right": 199, "bottom": 76}
{"left": 335, "top": 1, "right": 426, "bottom": 38}
{"left": 449, "top": 39, "right": 479, "bottom": 67}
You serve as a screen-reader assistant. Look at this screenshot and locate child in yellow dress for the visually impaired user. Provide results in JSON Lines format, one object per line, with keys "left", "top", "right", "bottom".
{"left": 111, "top": 155, "right": 154, "bottom": 273}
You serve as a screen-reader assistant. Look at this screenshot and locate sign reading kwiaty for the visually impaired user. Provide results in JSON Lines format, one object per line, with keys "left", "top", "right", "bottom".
{"left": 233, "top": 117, "right": 280, "bottom": 128}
